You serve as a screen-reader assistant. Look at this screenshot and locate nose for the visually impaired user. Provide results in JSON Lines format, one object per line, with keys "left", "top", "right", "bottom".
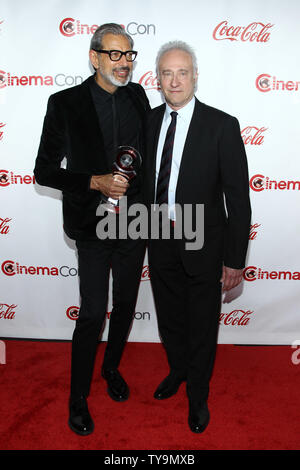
{"left": 170, "top": 73, "right": 180, "bottom": 87}
{"left": 119, "top": 53, "right": 129, "bottom": 67}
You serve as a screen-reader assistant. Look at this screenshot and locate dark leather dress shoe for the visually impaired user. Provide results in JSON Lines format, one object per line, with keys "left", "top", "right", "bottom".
{"left": 68, "top": 396, "right": 94, "bottom": 436}
{"left": 154, "top": 374, "right": 184, "bottom": 400}
{"left": 188, "top": 401, "right": 210, "bottom": 433}
{"left": 102, "top": 368, "right": 129, "bottom": 402}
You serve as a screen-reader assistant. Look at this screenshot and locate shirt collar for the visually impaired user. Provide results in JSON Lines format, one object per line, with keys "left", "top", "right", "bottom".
{"left": 164, "top": 96, "right": 195, "bottom": 122}
{"left": 89, "top": 74, "right": 122, "bottom": 101}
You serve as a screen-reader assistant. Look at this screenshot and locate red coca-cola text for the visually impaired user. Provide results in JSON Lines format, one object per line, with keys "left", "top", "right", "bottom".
{"left": 213, "top": 21, "right": 273, "bottom": 42}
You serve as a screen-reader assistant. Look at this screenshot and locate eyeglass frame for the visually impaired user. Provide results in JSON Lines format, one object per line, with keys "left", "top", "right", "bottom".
{"left": 92, "top": 49, "right": 138, "bottom": 62}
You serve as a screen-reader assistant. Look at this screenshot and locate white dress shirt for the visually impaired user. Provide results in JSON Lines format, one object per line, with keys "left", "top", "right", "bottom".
{"left": 155, "top": 97, "right": 195, "bottom": 220}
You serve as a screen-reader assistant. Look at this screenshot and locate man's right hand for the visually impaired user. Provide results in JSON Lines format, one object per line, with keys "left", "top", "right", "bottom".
{"left": 90, "top": 173, "right": 128, "bottom": 199}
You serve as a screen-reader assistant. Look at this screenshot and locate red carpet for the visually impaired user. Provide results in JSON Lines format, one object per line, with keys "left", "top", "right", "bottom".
{"left": 0, "top": 340, "right": 299, "bottom": 450}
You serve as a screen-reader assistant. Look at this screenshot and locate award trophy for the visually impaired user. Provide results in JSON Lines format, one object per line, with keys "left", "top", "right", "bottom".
{"left": 101, "top": 145, "right": 141, "bottom": 213}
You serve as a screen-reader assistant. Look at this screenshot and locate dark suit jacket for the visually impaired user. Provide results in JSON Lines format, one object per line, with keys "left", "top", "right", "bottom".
{"left": 144, "top": 98, "right": 251, "bottom": 276}
{"left": 34, "top": 75, "right": 150, "bottom": 241}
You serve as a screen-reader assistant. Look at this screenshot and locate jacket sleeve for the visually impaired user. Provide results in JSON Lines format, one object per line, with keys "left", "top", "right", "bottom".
{"left": 34, "top": 94, "right": 91, "bottom": 193}
{"left": 219, "top": 115, "right": 252, "bottom": 269}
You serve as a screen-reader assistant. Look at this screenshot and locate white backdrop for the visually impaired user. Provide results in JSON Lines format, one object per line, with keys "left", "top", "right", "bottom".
{"left": 1, "top": 0, "right": 300, "bottom": 344}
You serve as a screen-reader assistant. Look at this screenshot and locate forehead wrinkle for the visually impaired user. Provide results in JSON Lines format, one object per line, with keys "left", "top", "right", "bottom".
{"left": 102, "top": 34, "right": 131, "bottom": 51}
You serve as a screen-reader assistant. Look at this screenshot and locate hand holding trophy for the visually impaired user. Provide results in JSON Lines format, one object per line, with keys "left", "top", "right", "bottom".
{"left": 101, "top": 145, "right": 142, "bottom": 213}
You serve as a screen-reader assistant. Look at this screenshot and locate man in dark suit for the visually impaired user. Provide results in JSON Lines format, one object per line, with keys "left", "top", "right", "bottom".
{"left": 34, "top": 23, "right": 150, "bottom": 435}
{"left": 144, "top": 41, "right": 251, "bottom": 433}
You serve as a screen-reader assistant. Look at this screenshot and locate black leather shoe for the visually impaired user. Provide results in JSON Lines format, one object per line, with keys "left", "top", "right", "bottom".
{"left": 188, "top": 401, "right": 210, "bottom": 433}
{"left": 68, "top": 396, "right": 94, "bottom": 436}
{"left": 154, "top": 374, "right": 184, "bottom": 400}
{"left": 102, "top": 368, "right": 129, "bottom": 402}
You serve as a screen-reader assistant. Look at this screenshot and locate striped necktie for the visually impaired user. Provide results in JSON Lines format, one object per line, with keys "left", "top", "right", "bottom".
{"left": 155, "top": 111, "right": 178, "bottom": 204}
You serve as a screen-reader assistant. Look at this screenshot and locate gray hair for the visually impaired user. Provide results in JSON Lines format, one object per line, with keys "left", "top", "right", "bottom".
{"left": 156, "top": 40, "right": 198, "bottom": 77}
{"left": 90, "top": 23, "right": 134, "bottom": 50}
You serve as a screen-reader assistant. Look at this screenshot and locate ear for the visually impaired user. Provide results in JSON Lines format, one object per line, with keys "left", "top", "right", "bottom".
{"left": 156, "top": 72, "right": 161, "bottom": 89}
{"left": 89, "top": 49, "right": 99, "bottom": 70}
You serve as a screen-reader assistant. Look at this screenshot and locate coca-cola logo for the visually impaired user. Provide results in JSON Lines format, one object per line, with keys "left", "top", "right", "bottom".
{"left": 219, "top": 309, "right": 253, "bottom": 326}
{"left": 139, "top": 71, "right": 160, "bottom": 91}
{"left": 213, "top": 21, "right": 273, "bottom": 42}
{"left": 66, "top": 306, "right": 79, "bottom": 320}
{"left": 0, "top": 218, "right": 11, "bottom": 235}
{"left": 141, "top": 265, "right": 150, "bottom": 281}
{"left": 250, "top": 174, "right": 300, "bottom": 192}
{"left": 249, "top": 223, "right": 261, "bottom": 240}
{"left": 241, "top": 126, "right": 267, "bottom": 145}
{"left": 243, "top": 266, "right": 300, "bottom": 281}
{"left": 256, "top": 74, "right": 300, "bottom": 93}
{"left": 0, "top": 170, "right": 35, "bottom": 187}
{"left": 0, "top": 303, "right": 16, "bottom": 320}
{"left": 0, "top": 122, "right": 5, "bottom": 140}
{"left": 59, "top": 18, "right": 156, "bottom": 37}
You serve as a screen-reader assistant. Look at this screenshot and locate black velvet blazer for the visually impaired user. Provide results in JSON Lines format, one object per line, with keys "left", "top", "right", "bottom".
{"left": 34, "top": 75, "right": 150, "bottom": 240}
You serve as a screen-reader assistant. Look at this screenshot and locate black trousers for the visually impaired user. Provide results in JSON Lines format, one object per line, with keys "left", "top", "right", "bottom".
{"left": 70, "top": 236, "right": 146, "bottom": 400}
{"left": 148, "top": 235, "right": 222, "bottom": 404}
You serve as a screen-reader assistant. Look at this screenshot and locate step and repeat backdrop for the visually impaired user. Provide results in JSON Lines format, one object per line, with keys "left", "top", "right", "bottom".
{"left": 1, "top": 0, "right": 300, "bottom": 344}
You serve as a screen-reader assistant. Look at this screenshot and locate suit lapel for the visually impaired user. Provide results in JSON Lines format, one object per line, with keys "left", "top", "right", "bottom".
{"left": 147, "top": 104, "right": 165, "bottom": 203}
{"left": 75, "top": 76, "right": 109, "bottom": 172}
{"left": 175, "top": 98, "right": 206, "bottom": 201}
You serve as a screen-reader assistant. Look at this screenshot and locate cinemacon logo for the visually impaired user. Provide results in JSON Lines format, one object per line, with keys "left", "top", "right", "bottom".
{"left": 250, "top": 174, "right": 300, "bottom": 192}
{"left": 1, "top": 261, "right": 150, "bottom": 280}
{"left": 0, "top": 70, "right": 82, "bottom": 88}
{"left": 0, "top": 170, "right": 35, "bottom": 186}
{"left": 256, "top": 74, "right": 300, "bottom": 92}
{"left": 213, "top": 21, "right": 273, "bottom": 42}
{"left": 1, "top": 260, "right": 78, "bottom": 277}
{"left": 243, "top": 266, "right": 300, "bottom": 281}
{"left": 59, "top": 18, "right": 156, "bottom": 36}
{"left": 66, "top": 306, "right": 150, "bottom": 321}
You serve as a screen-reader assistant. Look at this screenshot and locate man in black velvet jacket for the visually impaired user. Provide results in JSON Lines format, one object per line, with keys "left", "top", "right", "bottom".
{"left": 34, "top": 23, "right": 150, "bottom": 436}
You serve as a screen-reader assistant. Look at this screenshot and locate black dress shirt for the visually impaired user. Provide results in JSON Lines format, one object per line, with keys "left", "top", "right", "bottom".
{"left": 89, "top": 75, "right": 142, "bottom": 170}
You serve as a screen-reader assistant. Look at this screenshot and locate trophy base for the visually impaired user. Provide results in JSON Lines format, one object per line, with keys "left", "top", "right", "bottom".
{"left": 101, "top": 195, "right": 120, "bottom": 214}
{"left": 101, "top": 202, "right": 120, "bottom": 214}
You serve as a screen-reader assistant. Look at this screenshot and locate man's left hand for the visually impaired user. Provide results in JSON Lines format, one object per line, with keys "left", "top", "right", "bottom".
{"left": 221, "top": 266, "right": 243, "bottom": 291}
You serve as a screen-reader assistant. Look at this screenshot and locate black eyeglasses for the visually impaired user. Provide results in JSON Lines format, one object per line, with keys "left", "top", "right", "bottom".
{"left": 92, "top": 49, "right": 138, "bottom": 62}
